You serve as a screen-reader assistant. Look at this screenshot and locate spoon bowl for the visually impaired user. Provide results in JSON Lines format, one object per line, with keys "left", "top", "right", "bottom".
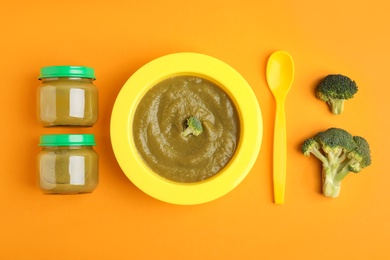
{"left": 266, "top": 50, "right": 294, "bottom": 204}
{"left": 267, "top": 51, "right": 294, "bottom": 97}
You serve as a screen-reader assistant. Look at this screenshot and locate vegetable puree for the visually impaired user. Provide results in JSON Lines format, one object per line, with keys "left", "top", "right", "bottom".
{"left": 38, "top": 78, "right": 98, "bottom": 127}
{"left": 38, "top": 146, "right": 98, "bottom": 193}
{"left": 133, "top": 76, "right": 240, "bottom": 183}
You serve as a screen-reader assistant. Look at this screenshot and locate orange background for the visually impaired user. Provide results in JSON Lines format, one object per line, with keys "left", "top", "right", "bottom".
{"left": 0, "top": 0, "right": 389, "bottom": 259}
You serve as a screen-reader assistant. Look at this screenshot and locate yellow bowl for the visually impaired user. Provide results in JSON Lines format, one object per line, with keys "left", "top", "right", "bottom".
{"left": 110, "top": 53, "right": 262, "bottom": 205}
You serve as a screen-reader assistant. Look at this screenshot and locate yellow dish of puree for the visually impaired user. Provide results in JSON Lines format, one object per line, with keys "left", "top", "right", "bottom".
{"left": 110, "top": 53, "right": 262, "bottom": 205}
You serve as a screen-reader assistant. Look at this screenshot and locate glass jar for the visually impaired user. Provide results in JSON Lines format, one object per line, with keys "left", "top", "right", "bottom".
{"left": 38, "top": 134, "right": 99, "bottom": 194}
{"left": 37, "top": 66, "right": 98, "bottom": 127}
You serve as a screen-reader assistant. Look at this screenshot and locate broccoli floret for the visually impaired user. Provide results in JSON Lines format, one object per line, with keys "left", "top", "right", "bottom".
{"left": 316, "top": 74, "right": 358, "bottom": 115}
{"left": 302, "top": 128, "right": 371, "bottom": 198}
{"left": 182, "top": 116, "right": 203, "bottom": 137}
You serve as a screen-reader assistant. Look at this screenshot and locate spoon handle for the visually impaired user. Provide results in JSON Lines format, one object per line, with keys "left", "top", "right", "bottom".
{"left": 273, "top": 101, "right": 287, "bottom": 204}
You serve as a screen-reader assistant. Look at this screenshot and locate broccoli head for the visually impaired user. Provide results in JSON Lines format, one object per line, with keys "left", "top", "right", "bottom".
{"left": 316, "top": 74, "right": 358, "bottom": 115}
{"left": 302, "top": 128, "right": 371, "bottom": 198}
{"left": 182, "top": 116, "right": 203, "bottom": 137}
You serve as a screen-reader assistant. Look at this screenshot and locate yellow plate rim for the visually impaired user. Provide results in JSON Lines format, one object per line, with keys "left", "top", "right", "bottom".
{"left": 110, "top": 52, "right": 263, "bottom": 205}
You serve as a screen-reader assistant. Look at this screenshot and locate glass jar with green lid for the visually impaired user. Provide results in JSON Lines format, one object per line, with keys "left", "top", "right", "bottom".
{"left": 37, "top": 66, "right": 98, "bottom": 127}
{"left": 38, "top": 134, "right": 99, "bottom": 194}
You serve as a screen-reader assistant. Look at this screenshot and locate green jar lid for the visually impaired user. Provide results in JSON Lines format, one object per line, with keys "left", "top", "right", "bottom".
{"left": 39, "top": 134, "right": 96, "bottom": 146}
{"left": 39, "top": 66, "right": 96, "bottom": 80}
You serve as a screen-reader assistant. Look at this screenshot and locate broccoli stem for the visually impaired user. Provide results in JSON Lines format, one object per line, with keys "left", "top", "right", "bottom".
{"left": 309, "top": 147, "right": 329, "bottom": 167}
{"left": 322, "top": 167, "right": 342, "bottom": 198}
{"left": 322, "top": 156, "right": 353, "bottom": 198}
{"left": 182, "top": 127, "right": 194, "bottom": 137}
{"left": 327, "top": 99, "right": 345, "bottom": 115}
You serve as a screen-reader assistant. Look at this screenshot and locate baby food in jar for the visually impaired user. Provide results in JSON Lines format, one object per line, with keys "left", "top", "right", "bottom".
{"left": 38, "top": 134, "right": 99, "bottom": 194}
{"left": 37, "top": 66, "right": 98, "bottom": 127}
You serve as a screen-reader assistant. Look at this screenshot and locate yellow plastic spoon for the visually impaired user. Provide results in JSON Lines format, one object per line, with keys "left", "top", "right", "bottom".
{"left": 266, "top": 50, "right": 295, "bottom": 204}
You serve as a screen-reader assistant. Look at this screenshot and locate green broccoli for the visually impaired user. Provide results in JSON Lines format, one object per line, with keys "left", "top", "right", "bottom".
{"left": 302, "top": 128, "right": 371, "bottom": 198}
{"left": 182, "top": 116, "right": 203, "bottom": 137}
{"left": 316, "top": 74, "right": 358, "bottom": 115}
